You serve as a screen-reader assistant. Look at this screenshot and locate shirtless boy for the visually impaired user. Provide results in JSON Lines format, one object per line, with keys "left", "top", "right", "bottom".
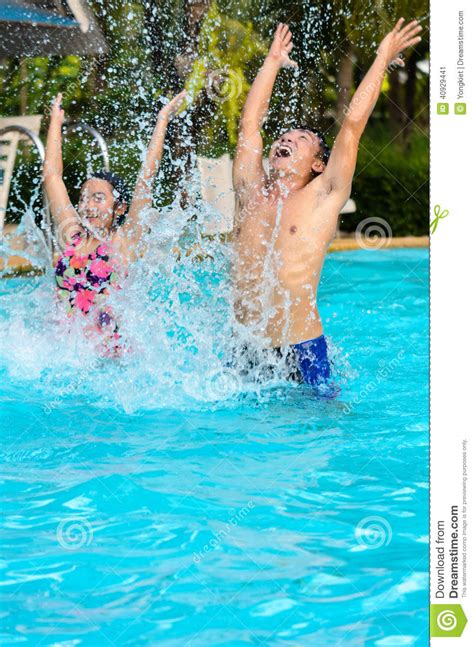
{"left": 232, "top": 19, "right": 422, "bottom": 387}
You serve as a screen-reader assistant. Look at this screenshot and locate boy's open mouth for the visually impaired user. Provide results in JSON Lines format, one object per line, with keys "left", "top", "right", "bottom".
{"left": 275, "top": 143, "right": 293, "bottom": 158}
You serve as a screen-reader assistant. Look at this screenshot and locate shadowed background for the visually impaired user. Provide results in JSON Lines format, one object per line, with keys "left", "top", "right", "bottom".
{"left": 0, "top": 0, "right": 429, "bottom": 235}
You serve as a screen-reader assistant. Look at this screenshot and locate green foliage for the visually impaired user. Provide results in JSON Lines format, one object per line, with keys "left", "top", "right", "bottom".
{"left": 0, "top": 0, "right": 429, "bottom": 236}
{"left": 340, "top": 129, "right": 429, "bottom": 235}
{"left": 186, "top": 1, "right": 267, "bottom": 147}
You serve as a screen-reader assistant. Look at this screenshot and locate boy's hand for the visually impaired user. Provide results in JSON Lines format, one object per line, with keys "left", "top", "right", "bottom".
{"left": 158, "top": 89, "right": 188, "bottom": 122}
{"left": 50, "top": 93, "right": 65, "bottom": 124}
{"left": 268, "top": 23, "right": 298, "bottom": 69}
{"left": 377, "top": 18, "right": 422, "bottom": 68}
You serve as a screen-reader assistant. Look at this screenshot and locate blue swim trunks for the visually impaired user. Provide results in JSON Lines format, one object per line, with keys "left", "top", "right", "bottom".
{"left": 287, "top": 335, "right": 331, "bottom": 387}
{"left": 231, "top": 334, "right": 334, "bottom": 394}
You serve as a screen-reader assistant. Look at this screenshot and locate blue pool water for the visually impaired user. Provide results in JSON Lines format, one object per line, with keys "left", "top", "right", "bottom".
{"left": 0, "top": 248, "right": 429, "bottom": 646}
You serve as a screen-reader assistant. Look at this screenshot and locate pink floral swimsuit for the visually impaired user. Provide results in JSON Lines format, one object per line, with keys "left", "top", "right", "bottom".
{"left": 55, "top": 233, "right": 122, "bottom": 352}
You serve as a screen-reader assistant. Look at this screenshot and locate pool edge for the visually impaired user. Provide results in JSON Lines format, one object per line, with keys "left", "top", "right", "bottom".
{"left": 0, "top": 236, "right": 430, "bottom": 277}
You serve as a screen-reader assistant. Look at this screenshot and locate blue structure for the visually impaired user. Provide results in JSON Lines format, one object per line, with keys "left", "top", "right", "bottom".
{"left": 0, "top": 1, "right": 77, "bottom": 27}
{"left": 0, "top": 0, "right": 106, "bottom": 57}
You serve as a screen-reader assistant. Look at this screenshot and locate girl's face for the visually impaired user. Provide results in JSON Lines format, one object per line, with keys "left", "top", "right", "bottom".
{"left": 78, "top": 178, "right": 117, "bottom": 235}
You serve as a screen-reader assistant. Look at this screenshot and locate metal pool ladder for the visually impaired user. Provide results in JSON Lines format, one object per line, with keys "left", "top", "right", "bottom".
{"left": 0, "top": 117, "right": 110, "bottom": 255}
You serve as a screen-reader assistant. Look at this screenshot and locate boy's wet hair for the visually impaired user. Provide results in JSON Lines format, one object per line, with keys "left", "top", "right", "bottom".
{"left": 90, "top": 170, "right": 131, "bottom": 226}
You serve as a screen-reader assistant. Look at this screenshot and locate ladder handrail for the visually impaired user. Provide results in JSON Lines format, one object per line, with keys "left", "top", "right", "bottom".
{"left": 63, "top": 120, "right": 110, "bottom": 172}
{"left": 0, "top": 124, "right": 45, "bottom": 161}
{"left": 0, "top": 121, "right": 111, "bottom": 256}
{"left": 0, "top": 124, "right": 52, "bottom": 252}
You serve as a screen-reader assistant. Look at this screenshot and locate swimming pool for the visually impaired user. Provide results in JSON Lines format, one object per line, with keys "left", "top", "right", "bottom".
{"left": 0, "top": 248, "right": 429, "bottom": 646}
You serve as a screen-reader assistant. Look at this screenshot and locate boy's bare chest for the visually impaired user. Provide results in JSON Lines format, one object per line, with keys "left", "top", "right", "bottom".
{"left": 235, "top": 192, "right": 325, "bottom": 250}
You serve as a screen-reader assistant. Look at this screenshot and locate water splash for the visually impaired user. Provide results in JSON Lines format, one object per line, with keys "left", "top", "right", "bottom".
{"left": 0, "top": 0, "right": 368, "bottom": 412}
{"left": 0, "top": 206, "right": 51, "bottom": 275}
{"left": 0, "top": 190, "right": 347, "bottom": 413}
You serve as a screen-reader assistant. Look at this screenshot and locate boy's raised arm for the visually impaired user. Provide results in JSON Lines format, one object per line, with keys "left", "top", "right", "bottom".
{"left": 321, "top": 18, "right": 422, "bottom": 205}
{"left": 233, "top": 23, "right": 297, "bottom": 193}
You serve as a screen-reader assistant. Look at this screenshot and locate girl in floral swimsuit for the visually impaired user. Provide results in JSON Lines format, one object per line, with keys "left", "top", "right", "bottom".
{"left": 44, "top": 91, "right": 187, "bottom": 355}
{"left": 55, "top": 229, "right": 123, "bottom": 354}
